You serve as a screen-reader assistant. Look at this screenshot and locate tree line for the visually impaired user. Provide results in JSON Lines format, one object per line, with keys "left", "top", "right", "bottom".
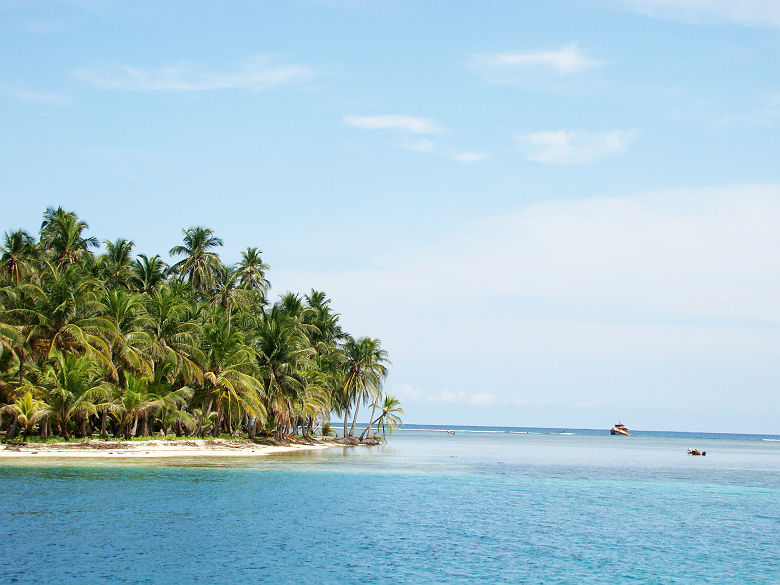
{"left": 0, "top": 207, "right": 403, "bottom": 442}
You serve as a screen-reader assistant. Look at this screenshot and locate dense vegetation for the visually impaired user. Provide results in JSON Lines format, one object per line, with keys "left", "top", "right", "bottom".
{"left": 0, "top": 208, "right": 402, "bottom": 442}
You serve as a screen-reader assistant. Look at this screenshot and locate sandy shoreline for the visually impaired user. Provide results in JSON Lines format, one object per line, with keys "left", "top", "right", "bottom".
{"left": 0, "top": 438, "right": 345, "bottom": 459}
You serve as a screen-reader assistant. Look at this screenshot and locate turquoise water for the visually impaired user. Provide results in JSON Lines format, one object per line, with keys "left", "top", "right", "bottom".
{"left": 1, "top": 427, "right": 779, "bottom": 584}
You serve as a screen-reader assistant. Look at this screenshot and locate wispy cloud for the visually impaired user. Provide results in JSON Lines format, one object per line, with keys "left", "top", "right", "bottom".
{"left": 8, "top": 85, "right": 73, "bottom": 105}
{"left": 454, "top": 151, "right": 491, "bottom": 164}
{"left": 474, "top": 43, "right": 603, "bottom": 74}
{"left": 517, "top": 129, "right": 637, "bottom": 164}
{"left": 73, "top": 55, "right": 314, "bottom": 92}
{"left": 620, "top": 0, "right": 780, "bottom": 28}
{"left": 342, "top": 114, "right": 440, "bottom": 134}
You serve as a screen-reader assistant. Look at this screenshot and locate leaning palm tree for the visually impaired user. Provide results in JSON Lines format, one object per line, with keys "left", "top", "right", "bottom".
{"left": 360, "top": 394, "right": 404, "bottom": 440}
{"left": 169, "top": 227, "right": 224, "bottom": 295}
{"left": 342, "top": 336, "right": 390, "bottom": 437}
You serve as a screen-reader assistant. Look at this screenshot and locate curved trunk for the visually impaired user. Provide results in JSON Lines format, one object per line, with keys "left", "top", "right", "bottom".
{"left": 359, "top": 404, "right": 378, "bottom": 441}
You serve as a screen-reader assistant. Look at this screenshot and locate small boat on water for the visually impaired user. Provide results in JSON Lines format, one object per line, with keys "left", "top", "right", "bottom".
{"left": 610, "top": 423, "right": 630, "bottom": 436}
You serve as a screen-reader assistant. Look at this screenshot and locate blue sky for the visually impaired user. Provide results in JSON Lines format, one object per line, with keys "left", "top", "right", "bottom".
{"left": 2, "top": 0, "right": 779, "bottom": 433}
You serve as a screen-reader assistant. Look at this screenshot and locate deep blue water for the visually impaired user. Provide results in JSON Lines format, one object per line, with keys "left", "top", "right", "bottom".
{"left": 1, "top": 428, "right": 778, "bottom": 584}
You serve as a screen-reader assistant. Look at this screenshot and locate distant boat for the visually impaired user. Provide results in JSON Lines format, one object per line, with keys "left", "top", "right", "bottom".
{"left": 447, "top": 430, "right": 455, "bottom": 435}
{"left": 610, "top": 423, "right": 630, "bottom": 436}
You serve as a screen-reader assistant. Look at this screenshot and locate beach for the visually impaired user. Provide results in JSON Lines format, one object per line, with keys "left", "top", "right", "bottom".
{"left": 0, "top": 437, "right": 343, "bottom": 459}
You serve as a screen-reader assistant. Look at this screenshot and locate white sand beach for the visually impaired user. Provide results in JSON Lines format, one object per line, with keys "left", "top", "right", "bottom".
{"left": 0, "top": 438, "right": 344, "bottom": 459}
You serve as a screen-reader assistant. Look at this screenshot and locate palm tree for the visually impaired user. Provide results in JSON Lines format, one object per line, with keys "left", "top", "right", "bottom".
{"left": 210, "top": 266, "right": 251, "bottom": 334}
{"left": 108, "top": 372, "right": 162, "bottom": 439}
{"left": 100, "top": 289, "right": 154, "bottom": 381}
{"left": 1, "top": 390, "right": 51, "bottom": 441}
{"left": 342, "top": 336, "right": 390, "bottom": 437}
{"left": 99, "top": 238, "right": 135, "bottom": 288}
{"left": 253, "top": 305, "right": 313, "bottom": 438}
{"left": 43, "top": 352, "right": 105, "bottom": 440}
{"left": 1, "top": 230, "right": 37, "bottom": 285}
{"left": 7, "top": 261, "right": 116, "bottom": 373}
{"left": 132, "top": 254, "right": 168, "bottom": 294}
{"left": 201, "top": 315, "right": 265, "bottom": 436}
{"left": 235, "top": 247, "right": 270, "bottom": 295}
{"left": 360, "top": 394, "right": 404, "bottom": 440}
{"left": 169, "top": 227, "right": 224, "bottom": 295}
{"left": 143, "top": 284, "right": 204, "bottom": 385}
{"left": 39, "top": 207, "right": 99, "bottom": 265}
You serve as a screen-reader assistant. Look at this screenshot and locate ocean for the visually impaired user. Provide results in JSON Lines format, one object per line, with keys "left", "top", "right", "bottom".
{"left": 2, "top": 426, "right": 778, "bottom": 584}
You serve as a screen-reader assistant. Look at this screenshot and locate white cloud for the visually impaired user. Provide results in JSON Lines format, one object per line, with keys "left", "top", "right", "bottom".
{"left": 275, "top": 183, "right": 780, "bottom": 329}
{"left": 404, "top": 138, "right": 436, "bottom": 152}
{"left": 392, "top": 382, "right": 423, "bottom": 401}
{"left": 470, "top": 392, "right": 495, "bottom": 405}
{"left": 342, "top": 114, "right": 440, "bottom": 134}
{"left": 517, "top": 129, "right": 637, "bottom": 164}
{"left": 73, "top": 55, "right": 313, "bottom": 91}
{"left": 8, "top": 86, "right": 73, "bottom": 105}
{"left": 620, "top": 0, "right": 780, "bottom": 28}
{"left": 454, "top": 151, "right": 491, "bottom": 164}
{"left": 474, "top": 43, "right": 603, "bottom": 74}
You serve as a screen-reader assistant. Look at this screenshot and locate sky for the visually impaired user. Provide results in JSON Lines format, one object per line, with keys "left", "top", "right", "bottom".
{"left": 1, "top": 0, "right": 779, "bottom": 433}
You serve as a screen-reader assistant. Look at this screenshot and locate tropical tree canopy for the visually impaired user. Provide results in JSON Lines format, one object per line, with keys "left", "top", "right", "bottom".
{"left": 0, "top": 208, "right": 398, "bottom": 442}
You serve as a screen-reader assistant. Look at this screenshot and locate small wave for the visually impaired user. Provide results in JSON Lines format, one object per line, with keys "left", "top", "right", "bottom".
{"left": 556, "top": 432, "right": 575, "bottom": 435}
{"left": 762, "top": 438, "right": 780, "bottom": 442}
{"left": 509, "top": 431, "right": 541, "bottom": 435}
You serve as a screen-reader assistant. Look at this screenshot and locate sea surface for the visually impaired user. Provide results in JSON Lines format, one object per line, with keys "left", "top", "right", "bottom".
{"left": 1, "top": 426, "right": 779, "bottom": 584}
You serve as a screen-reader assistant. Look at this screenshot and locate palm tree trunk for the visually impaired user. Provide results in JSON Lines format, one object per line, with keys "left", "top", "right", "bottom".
{"left": 349, "top": 401, "right": 360, "bottom": 437}
{"left": 359, "top": 404, "right": 378, "bottom": 440}
{"left": 100, "top": 410, "right": 108, "bottom": 439}
{"left": 140, "top": 413, "right": 149, "bottom": 437}
{"left": 343, "top": 410, "right": 348, "bottom": 438}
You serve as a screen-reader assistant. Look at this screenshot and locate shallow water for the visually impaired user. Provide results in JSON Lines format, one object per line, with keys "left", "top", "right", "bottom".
{"left": 1, "top": 428, "right": 778, "bottom": 584}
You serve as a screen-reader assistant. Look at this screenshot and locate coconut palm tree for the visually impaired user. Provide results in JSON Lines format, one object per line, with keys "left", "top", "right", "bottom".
{"left": 169, "top": 227, "right": 224, "bottom": 295}
{"left": 1, "top": 390, "right": 51, "bottom": 441}
{"left": 253, "top": 305, "right": 313, "bottom": 438}
{"left": 99, "top": 238, "right": 135, "bottom": 289}
{"left": 360, "top": 394, "right": 404, "bottom": 440}
{"left": 143, "top": 284, "right": 204, "bottom": 385}
{"left": 200, "top": 313, "right": 265, "bottom": 436}
{"left": 100, "top": 289, "right": 154, "bottom": 381}
{"left": 43, "top": 352, "right": 105, "bottom": 440}
{"left": 342, "top": 336, "right": 390, "bottom": 437}
{"left": 39, "top": 207, "right": 99, "bottom": 265}
{"left": 8, "top": 261, "right": 116, "bottom": 373}
{"left": 1, "top": 230, "right": 37, "bottom": 285}
{"left": 235, "top": 247, "right": 270, "bottom": 295}
{"left": 132, "top": 254, "right": 168, "bottom": 294}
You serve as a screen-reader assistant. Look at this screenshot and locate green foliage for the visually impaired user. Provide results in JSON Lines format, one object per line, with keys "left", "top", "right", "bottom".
{"left": 0, "top": 208, "right": 397, "bottom": 442}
